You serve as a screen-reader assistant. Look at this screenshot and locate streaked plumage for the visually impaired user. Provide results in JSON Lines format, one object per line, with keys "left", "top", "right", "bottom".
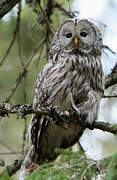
{"left": 19, "top": 19, "right": 104, "bottom": 180}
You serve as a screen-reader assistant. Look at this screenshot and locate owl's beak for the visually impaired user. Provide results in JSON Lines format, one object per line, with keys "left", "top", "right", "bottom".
{"left": 74, "top": 37, "right": 78, "bottom": 46}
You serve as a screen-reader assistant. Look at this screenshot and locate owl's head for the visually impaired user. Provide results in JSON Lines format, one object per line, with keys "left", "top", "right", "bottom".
{"left": 54, "top": 19, "right": 102, "bottom": 55}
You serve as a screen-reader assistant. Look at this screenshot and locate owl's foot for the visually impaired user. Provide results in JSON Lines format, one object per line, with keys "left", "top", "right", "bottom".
{"left": 50, "top": 107, "right": 69, "bottom": 129}
{"left": 55, "top": 114, "right": 69, "bottom": 129}
{"left": 72, "top": 110, "right": 87, "bottom": 121}
{"left": 80, "top": 112, "right": 88, "bottom": 121}
{"left": 77, "top": 111, "right": 95, "bottom": 130}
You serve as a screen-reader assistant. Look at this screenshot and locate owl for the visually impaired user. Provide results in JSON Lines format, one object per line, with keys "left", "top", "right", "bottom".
{"left": 19, "top": 19, "right": 104, "bottom": 180}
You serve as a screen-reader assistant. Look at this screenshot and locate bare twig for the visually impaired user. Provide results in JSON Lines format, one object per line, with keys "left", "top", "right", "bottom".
{"left": 5, "top": 37, "right": 46, "bottom": 102}
{"left": 17, "top": 0, "right": 25, "bottom": 66}
{"left": 0, "top": 151, "right": 22, "bottom": 155}
{"left": 53, "top": 2, "right": 73, "bottom": 18}
{"left": 111, "top": 63, "right": 117, "bottom": 74}
{"left": 21, "top": 117, "right": 27, "bottom": 155}
{"left": 0, "top": 139, "right": 15, "bottom": 152}
{"left": 103, "top": 95, "right": 117, "bottom": 98}
{"left": 0, "top": 0, "right": 20, "bottom": 18}
{"left": 80, "top": 162, "right": 96, "bottom": 180}
{"left": 105, "top": 72, "right": 117, "bottom": 89}
{"left": 0, "top": 103, "right": 48, "bottom": 116}
{"left": 0, "top": 103, "right": 117, "bottom": 135}
{"left": 37, "top": 3, "right": 54, "bottom": 36}
{"left": 21, "top": 78, "right": 28, "bottom": 154}
{"left": 0, "top": 30, "right": 17, "bottom": 66}
{"left": 102, "top": 45, "right": 116, "bottom": 55}
{"left": 0, "top": 2, "right": 21, "bottom": 66}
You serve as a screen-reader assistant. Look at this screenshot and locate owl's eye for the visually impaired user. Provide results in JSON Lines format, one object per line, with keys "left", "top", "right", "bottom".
{"left": 80, "top": 32, "right": 87, "bottom": 37}
{"left": 66, "top": 33, "right": 72, "bottom": 38}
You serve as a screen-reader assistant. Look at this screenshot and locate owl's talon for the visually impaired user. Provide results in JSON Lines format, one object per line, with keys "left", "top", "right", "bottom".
{"left": 80, "top": 112, "right": 88, "bottom": 121}
{"left": 55, "top": 115, "right": 69, "bottom": 129}
{"left": 50, "top": 107, "right": 69, "bottom": 129}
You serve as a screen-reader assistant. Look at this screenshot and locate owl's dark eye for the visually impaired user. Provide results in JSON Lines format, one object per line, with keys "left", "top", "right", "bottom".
{"left": 66, "top": 33, "right": 72, "bottom": 38}
{"left": 80, "top": 32, "right": 87, "bottom": 37}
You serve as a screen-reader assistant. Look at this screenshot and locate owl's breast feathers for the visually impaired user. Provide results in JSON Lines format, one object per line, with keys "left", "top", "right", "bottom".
{"left": 34, "top": 52, "right": 104, "bottom": 110}
{"left": 30, "top": 52, "right": 104, "bottom": 163}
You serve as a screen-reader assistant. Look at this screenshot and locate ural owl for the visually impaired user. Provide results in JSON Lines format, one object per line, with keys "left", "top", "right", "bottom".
{"left": 19, "top": 19, "right": 104, "bottom": 179}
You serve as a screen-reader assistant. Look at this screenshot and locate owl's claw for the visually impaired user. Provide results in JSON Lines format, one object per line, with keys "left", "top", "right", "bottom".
{"left": 50, "top": 107, "right": 69, "bottom": 129}
{"left": 80, "top": 112, "right": 88, "bottom": 121}
{"left": 72, "top": 110, "right": 88, "bottom": 122}
{"left": 55, "top": 115, "right": 69, "bottom": 129}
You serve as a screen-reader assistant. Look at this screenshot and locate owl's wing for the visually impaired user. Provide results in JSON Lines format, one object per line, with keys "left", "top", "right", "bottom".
{"left": 28, "top": 62, "right": 53, "bottom": 152}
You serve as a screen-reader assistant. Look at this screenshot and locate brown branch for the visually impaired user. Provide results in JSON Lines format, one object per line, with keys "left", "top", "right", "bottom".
{"left": 37, "top": 3, "right": 54, "bottom": 36}
{"left": 5, "top": 37, "right": 46, "bottom": 102}
{"left": 17, "top": 0, "right": 25, "bottom": 66}
{"left": 0, "top": 102, "right": 117, "bottom": 176}
{"left": 0, "top": 0, "right": 20, "bottom": 19}
{"left": 103, "top": 95, "right": 117, "bottom": 98}
{"left": 21, "top": 116, "right": 27, "bottom": 155}
{"left": 102, "top": 45, "right": 116, "bottom": 55}
{"left": 0, "top": 103, "right": 117, "bottom": 135}
{"left": 105, "top": 51, "right": 117, "bottom": 89}
{"left": 0, "top": 103, "right": 48, "bottom": 116}
{"left": 53, "top": 2, "right": 73, "bottom": 18}
{"left": 0, "top": 139, "right": 15, "bottom": 152}
{"left": 105, "top": 72, "right": 117, "bottom": 89}
{"left": 77, "top": 119, "right": 117, "bottom": 134}
{"left": 0, "top": 27, "right": 17, "bottom": 67}
{"left": 0, "top": 151, "right": 22, "bottom": 155}
{"left": 0, "top": 1, "right": 21, "bottom": 67}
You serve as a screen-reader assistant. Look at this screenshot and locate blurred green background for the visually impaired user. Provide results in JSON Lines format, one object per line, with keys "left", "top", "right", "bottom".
{"left": 0, "top": 0, "right": 117, "bottom": 179}
{"left": 0, "top": 2, "right": 68, "bottom": 177}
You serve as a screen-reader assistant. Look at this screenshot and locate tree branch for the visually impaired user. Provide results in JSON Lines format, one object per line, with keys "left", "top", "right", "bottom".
{"left": 52, "top": 2, "right": 73, "bottom": 18}
{"left": 105, "top": 72, "right": 117, "bottom": 89}
{"left": 0, "top": 103, "right": 117, "bottom": 135}
{"left": 0, "top": 0, "right": 20, "bottom": 19}
{"left": 5, "top": 37, "right": 46, "bottom": 102}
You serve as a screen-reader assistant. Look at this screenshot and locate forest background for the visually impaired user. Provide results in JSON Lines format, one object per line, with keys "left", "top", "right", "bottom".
{"left": 0, "top": 0, "right": 117, "bottom": 179}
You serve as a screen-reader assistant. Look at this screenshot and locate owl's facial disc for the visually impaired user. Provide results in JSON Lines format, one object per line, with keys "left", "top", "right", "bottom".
{"left": 57, "top": 20, "right": 76, "bottom": 51}
{"left": 57, "top": 19, "right": 101, "bottom": 54}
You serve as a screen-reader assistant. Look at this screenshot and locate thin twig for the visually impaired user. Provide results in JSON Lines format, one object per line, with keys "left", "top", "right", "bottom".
{"left": 53, "top": 2, "right": 73, "bottom": 18}
{"left": 22, "top": 77, "right": 27, "bottom": 154}
{"left": 17, "top": 0, "right": 25, "bottom": 66}
{"left": 37, "top": 3, "right": 54, "bottom": 36}
{"left": 0, "top": 139, "right": 15, "bottom": 152}
{"left": 21, "top": 117, "right": 27, "bottom": 155}
{"left": 0, "top": 30, "right": 17, "bottom": 67}
{"left": 0, "top": 103, "right": 117, "bottom": 135}
{"left": 5, "top": 37, "right": 46, "bottom": 102}
{"left": 0, "top": 2, "right": 21, "bottom": 66}
{"left": 103, "top": 95, "right": 117, "bottom": 98}
{"left": 80, "top": 162, "right": 96, "bottom": 180}
{"left": 102, "top": 45, "right": 116, "bottom": 55}
{"left": 17, "top": 1, "right": 27, "bottom": 152}
{"left": 0, "top": 0, "right": 20, "bottom": 19}
{"left": 0, "top": 151, "right": 22, "bottom": 155}
{"left": 105, "top": 72, "right": 117, "bottom": 89}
